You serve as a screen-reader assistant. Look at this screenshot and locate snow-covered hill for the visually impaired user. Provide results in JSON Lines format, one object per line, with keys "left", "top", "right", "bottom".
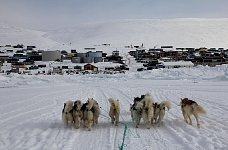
{"left": 0, "top": 24, "right": 60, "bottom": 49}
{"left": 1, "top": 18, "right": 228, "bottom": 51}
{"left": 45, "top": 18, "right": 228, "bottom": 49}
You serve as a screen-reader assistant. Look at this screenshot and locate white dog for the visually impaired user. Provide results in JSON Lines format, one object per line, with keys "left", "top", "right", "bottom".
{"left": 62, "top": 100, "right": 74, "bottom": 128}
{"left": 108, "top": 97, "right": 120, "bottom": 126}
{"left": 130, "top": 102, "right": 143, "bottom": 128}
{"left": 141, "top": 93, "right": 154, "bottom": 129}
{"left": 73, "top": 100, "right": 83, "bottom": 129}
{"left": 180, "top": 98, "right": 206, "bottom": 128}
{"left": 153, "top": 100, "right": 171, "bottom": 126}
{"left": 83, "top": 98, "right": 95, "bottom": 131}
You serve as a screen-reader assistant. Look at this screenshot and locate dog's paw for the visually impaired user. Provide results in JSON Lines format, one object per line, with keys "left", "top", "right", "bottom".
{"left": 197, "top": 124, "right": 200, "bottom": 128}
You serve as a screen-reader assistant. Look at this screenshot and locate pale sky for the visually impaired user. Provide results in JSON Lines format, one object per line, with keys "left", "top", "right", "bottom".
{"left": 0, "top": 0, "right": 228, "bottom": 30}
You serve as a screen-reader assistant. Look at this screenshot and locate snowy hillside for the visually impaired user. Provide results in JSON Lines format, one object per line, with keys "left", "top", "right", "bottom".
{"left": 45, "top": 18, "right": 228, "bottom": 49}
{"left": 0, "top": 65, "right": 228, "bottom": 150}
{"left": 1, "top": 18, "right": 228, "bottom": 52}
{"left": 0, "top": 24, "right": 60, "bottom": 49}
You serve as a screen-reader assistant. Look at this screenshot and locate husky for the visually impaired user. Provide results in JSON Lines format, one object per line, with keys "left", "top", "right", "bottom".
{"left": 83, "top": 98, "right": 95, "bottom": 131}
{"left": 180, "top": 98, "right": 206, "bottom": 128}
{"left": 72, "top": 100, "right": 83, "bottom": 129}
{"left": 62, "top": 100, "right": 74, "bottom": 128}
{"left": 91, "top": 100, "right": 100, "bottom": 125}
{"left": 108, "top": 97, "right": 120, "bottom": 126}
{"left": 130, "top": 102, "right": 143, "bottom": 128}
{"left": 141, "top": 93, "right": 154, "bottom": 129}
{"left": 153, "top": 100, "right": 171, "bottom": 126}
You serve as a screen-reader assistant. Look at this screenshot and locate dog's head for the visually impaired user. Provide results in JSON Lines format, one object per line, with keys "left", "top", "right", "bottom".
{"left": 135, "top": 102, "right": 143, "bottom": 112}
{"left": 180, "top": 98, "right": 188, "bottom": 105}
{"left": 86, "top": 98, "right": 95, "bottom": 110}
{"left": 180, "top": 98, "right": 197, "bottom": 106}
{"left": 64, "top": 100, "right": 74, "bottom": 113}
{"left": 74, "top": 100, "right": 82, "bottom": 111}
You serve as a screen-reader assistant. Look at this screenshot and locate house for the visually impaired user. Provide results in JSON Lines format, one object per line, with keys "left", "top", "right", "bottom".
{"left": 75, "top": 51, "right": 103, "bottom": 63}
{"left": 84, "top": 48, "right": 95, "bottom": 50}
{"left": 27, "top": 46, "right": 36, "bottom": 50}
{"left": 0, "top": 53, "right": 9, "bottom": 63}
{"left": 161, "top": 46, "right": 174, "bottom": 51}
{"left": 71, "top": 49, "right": 77, "bottom": 53}
{"left": 84, "top": 64, "right": 98, "bottom": 71}
{"left": 104, "top": 55, "right": 123, "bottom": 63}
{"left": 42, "top": 51, "right": 61, "bottom": 61}
{"left": 134, "top": 45, "right": 140, "bottom": 48}
{"left": 74, "top": 65, "right": 82, "bottom": 70}
{"left": 12, "top": 62, "right": 26, "bottom": 69}
{"left": 112, "top": 51, "right": 119, "bottom": 57}
{"left": 13, "top": 44, "right": 24, "bottom": 48}
{"left": 102, "top": 43, "right": 111, "bottom": 46}
{"left": 13, "top": 53, "right": 27, "bottom": 59}
{"left": 53, "top": 67, "right": 62, "bottom": 74}
{"left": 72, "top": 57, "right": 81, "bottom": 63}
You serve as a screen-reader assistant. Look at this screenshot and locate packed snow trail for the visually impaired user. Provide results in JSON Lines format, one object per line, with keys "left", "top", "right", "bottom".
{"left": 0, "top": 78, "right": 228, "bottom": 150}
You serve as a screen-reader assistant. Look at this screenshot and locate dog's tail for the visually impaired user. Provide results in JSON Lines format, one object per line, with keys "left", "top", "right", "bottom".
{"left": 108, "top": 97, "right": 115, "bottom": 105}
{"left": 142, "top": 94, "right": 154, "bottom": 108}
{"left": 114, "top": 99, "right": 120, "bottom": 111}
{"left": 195, "top": 105, "right": 207, "bottom": 115}
{"left": 160, "top": 100, "right": 171, "bottom": 110}
{"left": 109, "top": 97, "right": 119, "bottom": 108}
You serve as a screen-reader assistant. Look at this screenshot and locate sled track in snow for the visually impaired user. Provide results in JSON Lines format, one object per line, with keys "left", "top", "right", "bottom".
{"left": 0, "top": 80, "right": 228, "bottom": 150}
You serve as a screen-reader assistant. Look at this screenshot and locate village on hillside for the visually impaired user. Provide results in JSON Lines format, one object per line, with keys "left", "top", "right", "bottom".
{"left": 0, "top": 43, "right": 228, "bottom": 75}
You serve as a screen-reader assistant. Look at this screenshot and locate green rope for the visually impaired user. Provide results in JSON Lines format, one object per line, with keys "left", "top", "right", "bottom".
{"left": 119, "top": 124, "right": 128, "bottom": 150}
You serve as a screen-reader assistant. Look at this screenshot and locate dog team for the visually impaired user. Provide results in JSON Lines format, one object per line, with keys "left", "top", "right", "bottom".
{"left": 62, "top": 93, "right": 206, "bottom": 131}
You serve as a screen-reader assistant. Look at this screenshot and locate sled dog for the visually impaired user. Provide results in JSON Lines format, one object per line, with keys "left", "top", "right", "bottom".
{"left": 153, "top": 100, "right": 171, "bottom": 126}
{"left": 92, "top": 100, "right": 100, "bottom": 125}
{"left": 130, "top": 102, "right": 143, "bottom": 128}
{"left": 83, "top": 98, "right": 95, "bottom": 131}
{"left": 62, "top": 100, "right": 74, "bottom": 128}
{"left": 108, "top": 97, "right": 120, "bottom": 126}
{"left": 180, "top": 98, "right": 206, "bottom": 128}
{"left": 72, "top": 100, "right": 83, "bottom": 129}
{"left": 141, "top": 93, "right": 154, "bottom": 129}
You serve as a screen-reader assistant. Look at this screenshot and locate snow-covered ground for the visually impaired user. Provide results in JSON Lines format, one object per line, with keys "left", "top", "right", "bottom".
{"left": 0, "top": 64, "right": 228, "bottom": 150}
